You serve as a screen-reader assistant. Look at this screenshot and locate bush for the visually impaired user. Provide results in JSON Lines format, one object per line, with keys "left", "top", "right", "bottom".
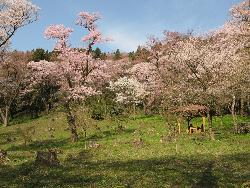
{"left": 91, "top": 107, "right": 104, "bottom": 120}
{"left": 110, "top": 106, "right": 124, "bottom": 117}
{"left": 237, "top": 123, "right": 250, "bottom": 134}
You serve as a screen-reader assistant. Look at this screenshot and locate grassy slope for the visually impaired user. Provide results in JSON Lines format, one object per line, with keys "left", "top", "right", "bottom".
{"left": 0, "top": 113, "right": 250, "bottom": 188}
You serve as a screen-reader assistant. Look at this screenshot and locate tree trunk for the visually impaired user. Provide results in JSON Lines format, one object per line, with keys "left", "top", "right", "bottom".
{"left": 207, "top": 110, "right": 215, "bottom": 141}
{"left": 83, "top": 128, "right": 87, "bottom": 149}
{"left": 187, "top": 117, "right": 191, "bottom": 127}
{"left": 45, "top": 103, "right": 52, "bottom": 115}
{"left": 104, "top": 103, "right": 107, "bottom": 117}
{"left": 0, "top": 106, "right": 10, "bottom": 127}
{"left": 65, "top": 103, "right": 78, "bottom": 142}
{"left": 240, "top": 97, "right": 244, "bottom": 116}
{"left": 231, "top": 95, "right": 237, "bottom": 132}
{"left": 143, "top": 101, "right": 147, "bottom": 115}
{"left": 133, "top": 103, "right": 136, "bottom": 120}
{"left": 67, "top": 112, "right": 78, "bottom": 142}
{"left": 247, "top": 96, "right": 250, "bottom": 115}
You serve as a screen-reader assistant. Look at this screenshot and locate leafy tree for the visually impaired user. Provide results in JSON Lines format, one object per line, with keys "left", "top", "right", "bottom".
{"left": 31, "top": 48, "right": 50, "bottom": 62}
{"left": 93, "top": 47, "right": 102, "bottom": 59}
{"left": 100, "top": 52, "right": 107, "bottom": 60}
{"left": 128, "top": 51, "right": 135, "bottom": 61}
{"left": 113, "top": 49, "right": 121, "bottom": 60}
{"left": 0, "top": 0, "right": 39, "bottom": 126}
{"left": 135, "top": 46, "right": 150, "bottom": 61}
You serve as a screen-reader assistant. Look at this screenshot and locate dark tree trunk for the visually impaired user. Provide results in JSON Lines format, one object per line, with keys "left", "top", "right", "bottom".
{"left": 67, "top": 112, "right": 78, "bottom": 142}
{"left": 187, "top": 117, "right": 191, "bottom": 126}
{"left": 83, "top": 129, "right": 87, "bottom": 138}
{"left": 247, "top": 96, "right": 250, "bottom": 115}
{"left": 45, "top": 103, "right": 53, "bottom": 115}
{"left": 240, "top": 97, "right": 244, "bottom": 116}
{"left": 65, "top": 103, "right": 78, "bottom": 142}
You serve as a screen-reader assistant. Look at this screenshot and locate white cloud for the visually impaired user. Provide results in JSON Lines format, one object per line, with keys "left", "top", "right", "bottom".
{"left": 105, "top": 27, "right": 146, "bottom": 52}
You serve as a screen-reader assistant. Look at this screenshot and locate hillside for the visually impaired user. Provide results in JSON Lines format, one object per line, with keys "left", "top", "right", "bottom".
{"left": 0, "top": 114, "right": 249, "bottom": 187}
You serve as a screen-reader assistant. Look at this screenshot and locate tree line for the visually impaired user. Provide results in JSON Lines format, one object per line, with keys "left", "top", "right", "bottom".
{"left": 0, "top": 0, "right": 249, "bottom": 142}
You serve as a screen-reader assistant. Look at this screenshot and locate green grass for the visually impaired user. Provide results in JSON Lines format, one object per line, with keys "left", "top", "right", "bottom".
{"left": 0, "top": 113, "right": 250, "bottom": 187}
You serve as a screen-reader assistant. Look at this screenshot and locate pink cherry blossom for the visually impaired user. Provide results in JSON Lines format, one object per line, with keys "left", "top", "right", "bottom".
{"left": 0, "top": 0, "right": 39, "bottom": 48}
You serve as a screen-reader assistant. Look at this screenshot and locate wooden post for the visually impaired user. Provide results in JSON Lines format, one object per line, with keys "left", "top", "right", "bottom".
{"left": 178, "top": 122, "right": 181, "bottom": 134}
{"left": 177, "top": 116, "right": 181, "bottom": 134}
{"left": 202, "top": 116, "right": 206, "bottom": 132}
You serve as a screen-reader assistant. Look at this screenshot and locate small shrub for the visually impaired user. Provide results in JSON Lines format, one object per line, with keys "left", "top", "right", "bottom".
{"left": 91, "top": 108, "right": 104, "bottom": 120}
{"left": 35, "top": 149, "right": 60, "bottom": 166}
{"left": 110, "top": 106, "right": 124, "bottom": 117}
{"left": 0, "top": 149, "right": 7, "bottom": 160}
{"left": 88, "top": 140, "right": 101, "bottom": 148}
{"left": 236, "top": 123, "right": 250, "bottom": 134}
{"left": 115, "top": 125, "right": 125, "bottom": 133}
{"left": 132, "top": 138, "right": 144, "bottom": 148}
{"left": 16, "top": 126, "right": 35, "bottom": 146}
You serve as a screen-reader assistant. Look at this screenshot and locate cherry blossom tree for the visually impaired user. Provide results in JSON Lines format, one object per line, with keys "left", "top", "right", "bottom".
{"left": 0, "top": 0, "right": 39, "bottom": 48}
{"left": 0, "top": 58, "right": 26, "bottom": 126}
{"left": 230, "top": 0, "right": 250, "bottom": 22}
{"left": 109, "top": 77, "right": 148, "bottom": 104}
{"left": 216, "top": 0, "right": 250, "bottom": 129}
{"left": 140, "top": 1, "right": 249, "bottom": 138}
{"left": 42, "top": 12, "right": 109, "bottom": 142}
{"left": 159, "top": 32, "right": 247, "bottom": 138}
{"left": 24, "top": 60, "right": 60, "bottom": 117}
{"left": 0, "top": 0, "right": 38, "bottom": 126}
{"left": 109, "top": 76, "right": 148, "bottom": 116}
{"left": 128, "top": 61, "right": 165, "bottom": 113}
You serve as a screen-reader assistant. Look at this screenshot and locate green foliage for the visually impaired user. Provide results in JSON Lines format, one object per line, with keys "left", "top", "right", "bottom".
{"left": 128, "top": 51, "right": 135, "bottom": 61}
{"left": 100, "top": 52, "right": 107, "bottom": 60}
{"left": 135, "top": 45, "right": 150, "bottom": 61}
{"left": 92, "top": 47, "right": 107, "bottom": 60}
{"left": 113, "top": 49, "right": 121, "bottom": 60}
{"left": 93, "top": 47, "right": 102, "bottom": 59}
{"left": 91, "top": 104, "right": 105, "bottom": 121}
{"left": 31, "top": 48, "right": 51, "bottom": 62}
{"left": 16, "top": 126, "right": 35, "bottom": 146}
{"left": 110, "top": 105, "right": 124, "bottom": 117}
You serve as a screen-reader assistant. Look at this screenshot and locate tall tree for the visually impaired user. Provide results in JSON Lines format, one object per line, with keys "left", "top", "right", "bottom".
{"left": 0, "top": 58, "right": 26, "bottom": 126}
{"left": 31, "top": 48, "right": 50, "bottom": 62}
{"left": 41, "top": 12, "right": 110, "bottom": 142}
{"left": 93, "top": 47, "right": 102, "bottom": 59}
{"left": 113, "top": 49, "right": 121, "bottom": 60}
{"left": 0, "top": 0, "right": 38, "bottom": 126}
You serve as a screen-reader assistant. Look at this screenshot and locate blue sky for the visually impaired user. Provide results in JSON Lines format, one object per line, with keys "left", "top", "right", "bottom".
{"left": 12, "top": 0, "right": 242, "bottom": 52}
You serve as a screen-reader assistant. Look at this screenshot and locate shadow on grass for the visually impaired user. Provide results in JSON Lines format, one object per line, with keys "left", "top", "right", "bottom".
{"left": 0, "top": 153, "right": 249, "bottom": 187}
{"left": 10, "top": 116, "right": 38, "bottom": 126}
{"left": 7, "top": 127, "right": 136, "bottom": 152}
{"left": 7, "top": 139, "right": 70, "bottom": 152}
{"left": 0, "top": 131, "right": 19, "bottom": 145}
{"left": 193, "top": 162, "right": 218, "bottom": 188}
{"left": 86, "top": 128, "right": 136, "bottom": 141}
